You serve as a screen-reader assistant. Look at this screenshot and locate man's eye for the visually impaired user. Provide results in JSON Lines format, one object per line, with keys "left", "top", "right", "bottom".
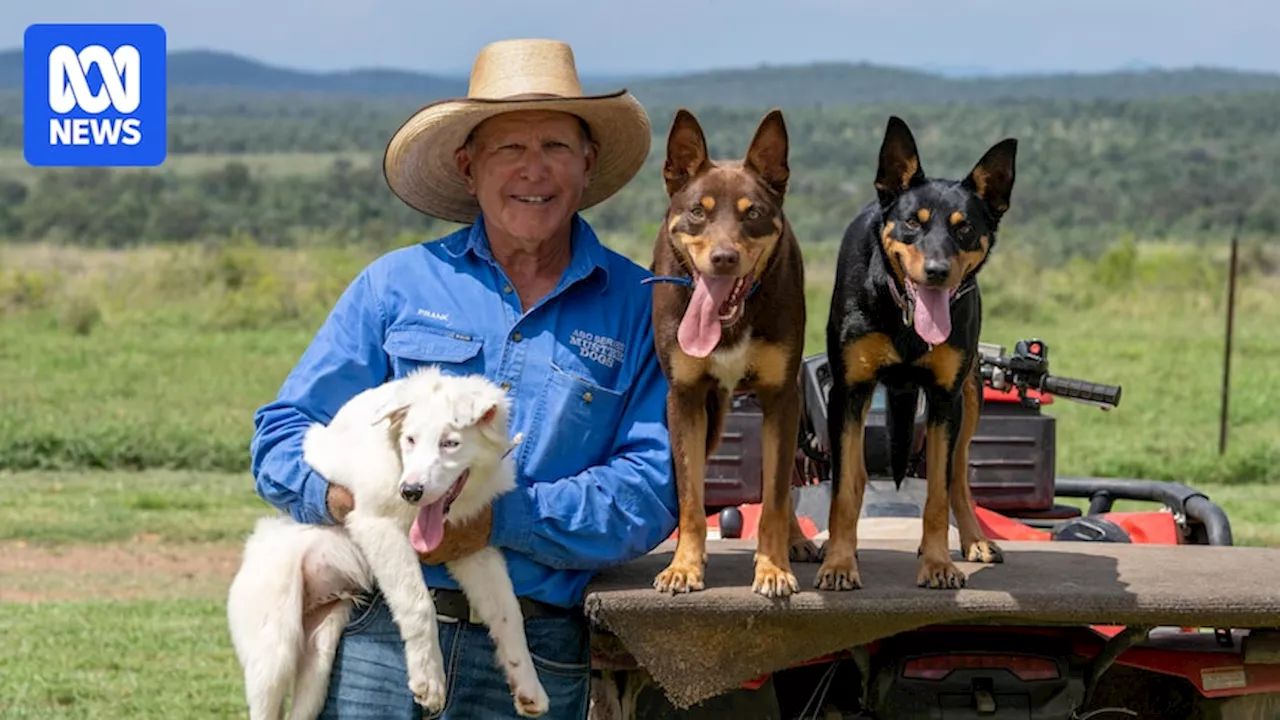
{"left": 440, "top": 437, "right": 459, "bottom": 449}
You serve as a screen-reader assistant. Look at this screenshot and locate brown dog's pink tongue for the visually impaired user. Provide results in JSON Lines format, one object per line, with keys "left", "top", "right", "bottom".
{"left": 409, "top": 499, "right": 447, "bottom": 554}
{"left": 678, "top": 276, "right": 737, "bottom": 358}
{"left": 911, "top": 286, "right": 952, "bottom": 345}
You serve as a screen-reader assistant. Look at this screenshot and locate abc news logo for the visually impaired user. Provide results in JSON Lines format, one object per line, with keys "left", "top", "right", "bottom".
{"left": 24, "top": 23, "right": 167, "bottom": 167}
{"left": 48, "top": 44, "right": 144, "bottom": 147}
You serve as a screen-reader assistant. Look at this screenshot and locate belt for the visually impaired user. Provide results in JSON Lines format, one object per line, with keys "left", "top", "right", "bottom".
{"left": 429, "top": 588, "right": 579, "bottom": 625}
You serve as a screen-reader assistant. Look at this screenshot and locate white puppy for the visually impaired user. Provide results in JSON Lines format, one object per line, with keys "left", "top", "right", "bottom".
{"left": 227, "top": 366, "right": 550, "bottom": 719}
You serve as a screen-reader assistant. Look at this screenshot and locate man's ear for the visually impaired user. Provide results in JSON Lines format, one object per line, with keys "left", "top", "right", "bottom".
{"left": 455, "top": 146, "right": 476, "bottom": 195}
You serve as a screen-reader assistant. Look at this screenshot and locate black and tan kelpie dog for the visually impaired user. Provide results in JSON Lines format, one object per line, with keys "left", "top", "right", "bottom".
{"left": 648, "top": 108, "right": 820, "bottom": 599}
{"left": 816, "top": 116, "right": 1017, "bottom": 591}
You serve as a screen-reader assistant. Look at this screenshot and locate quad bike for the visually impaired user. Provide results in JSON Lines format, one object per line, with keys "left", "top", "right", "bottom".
{"left": 597, "top": 338, "right": 1280, "bottom": 720}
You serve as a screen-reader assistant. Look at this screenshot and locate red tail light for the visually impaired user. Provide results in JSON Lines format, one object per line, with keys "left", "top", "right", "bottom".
{"left": 903, "top": 654, "right": 1060, "bottom": 682}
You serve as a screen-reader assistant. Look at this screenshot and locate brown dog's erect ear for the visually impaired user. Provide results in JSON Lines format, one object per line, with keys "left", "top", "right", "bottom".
{"left": 962, "top": 138, "right": 1018, "bottom": 221}
{"left": 663, "top": 109, "right": 710, "bottom": 196}
{"left": 744, "top": 108, "right": 789, "bottom": 199}
{"left": 874, "top": 115, "right": 926, "bottom": 207}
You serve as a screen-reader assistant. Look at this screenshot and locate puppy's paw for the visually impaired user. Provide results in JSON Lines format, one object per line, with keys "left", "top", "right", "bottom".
{"left": 409, "top": 657, "right": 447, "bottom": 713}
{"left": 964, "top": 538, "right": 1004, "bottom": 564}
{"left": 512, "top": 679, "right": 549, "bottom": 717}
{"left": 917, "top": 555, "right": 966, "bottom": 589}
{"left": 505, "top": 657, "right": 548, "bottom": 717}
{"left": 653, "top": 561, "right": 704, "bottom": 594}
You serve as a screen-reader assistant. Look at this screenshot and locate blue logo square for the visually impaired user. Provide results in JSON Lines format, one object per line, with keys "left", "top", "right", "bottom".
{"left": 23, "top": 23, "right": 167, "bottom": 167}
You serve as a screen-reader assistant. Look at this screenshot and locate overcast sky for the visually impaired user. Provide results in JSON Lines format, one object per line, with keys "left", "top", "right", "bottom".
{"left": 6, "top": 0, "right": 1277, "bottom": 77}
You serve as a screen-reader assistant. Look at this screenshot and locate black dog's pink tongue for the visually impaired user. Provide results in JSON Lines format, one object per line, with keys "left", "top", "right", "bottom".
{"left": 678, "top": 276, "right": 737, "bottom": 357}
{"left": 911, "top": 285, "right": 952, "bottom": 345}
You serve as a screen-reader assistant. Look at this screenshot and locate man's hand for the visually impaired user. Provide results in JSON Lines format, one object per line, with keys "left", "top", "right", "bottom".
{"left": 418, "top": 504, "right": 493, "bottom": 565}
{"left": 327, "top": 483, "right": 355, "bottom": 523}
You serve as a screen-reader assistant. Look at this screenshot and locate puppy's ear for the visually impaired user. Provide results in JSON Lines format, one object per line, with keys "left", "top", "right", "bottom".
{"left": 377, "top": 403, "right": 410, "bottom": 454}
{"left": 664, "top": 109, "right": 710, "bottom": 197}
{"left": 744, "top": 108, "right": 789, "bottom": 199}
{"left": 874, "top": 115, "right": 926, "bottom": 207}
{"left": 962, "top": 138, "right": 1018, "bottom": 222}
{"left": 454, "top": 387, "right": 509, "bottom": 448}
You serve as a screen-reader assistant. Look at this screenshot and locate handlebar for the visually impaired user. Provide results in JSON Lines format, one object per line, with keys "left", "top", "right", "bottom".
{"left": 1039, "top": 375, "right": 1122, "bottom": 408}
{"left": 980, "top": 338, "right": 1122, "bottom": 411}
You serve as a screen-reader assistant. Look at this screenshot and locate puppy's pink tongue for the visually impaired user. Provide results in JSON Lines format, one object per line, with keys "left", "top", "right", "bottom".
{"left": 409, "top": 499, "right": 447, "bottom": 554}
{"left": 911, "top": 286, "right": 952, "bottom": 345}
{"left": 677, "top": 276, "right": 736, "bottom": 358}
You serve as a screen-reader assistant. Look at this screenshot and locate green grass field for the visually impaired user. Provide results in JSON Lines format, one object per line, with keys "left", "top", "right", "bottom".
{"left": 2, "top": 237, "right": 1278, "bottom": 485}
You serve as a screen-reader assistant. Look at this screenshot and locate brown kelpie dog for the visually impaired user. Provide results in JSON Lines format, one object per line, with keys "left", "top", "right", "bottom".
{"left": 648, "top": 108, "right": 819, "bottom": 599}
{"left": 817, "top": 116, "right": 1015, "bottom": 592}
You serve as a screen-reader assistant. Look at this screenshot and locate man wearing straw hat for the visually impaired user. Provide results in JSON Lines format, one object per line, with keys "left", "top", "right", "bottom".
{"left": 250, "top": 38, "right": 677, "bottom": 718}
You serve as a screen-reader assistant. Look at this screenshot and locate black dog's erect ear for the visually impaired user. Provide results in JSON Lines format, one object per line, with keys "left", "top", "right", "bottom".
{"left": 663, "top": 109, "right": 710, "bottom": 197}
{"left": 874, "top": 116, "right": 926, "bottom": 207}
{"left": 962, "top": 138, "right": 1018, "bottom": 221}
{"left": 744, "top": 108, "right": 789, "bottom": 199}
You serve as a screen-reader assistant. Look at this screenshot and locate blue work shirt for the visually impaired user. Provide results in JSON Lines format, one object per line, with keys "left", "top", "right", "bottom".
{"left": 250, "top": 213, "right": 678, "bottom": 608}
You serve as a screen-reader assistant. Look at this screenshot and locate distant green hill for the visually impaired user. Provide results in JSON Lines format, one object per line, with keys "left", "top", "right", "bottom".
{"left": 4, "top": 48, "right": 1280, "bottom": 108}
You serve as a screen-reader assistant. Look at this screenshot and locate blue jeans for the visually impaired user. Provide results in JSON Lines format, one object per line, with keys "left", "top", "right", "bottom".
{"left": 317, "top": 591, "right": 591, "bottom": 719}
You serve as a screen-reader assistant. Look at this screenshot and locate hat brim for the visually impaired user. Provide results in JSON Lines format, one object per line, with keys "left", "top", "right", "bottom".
{"left": 383, "top": 90, "right": 652, "bottom": 224}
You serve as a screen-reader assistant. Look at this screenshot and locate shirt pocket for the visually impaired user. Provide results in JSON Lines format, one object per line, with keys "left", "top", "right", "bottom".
{"left": 521, "top": 362, "right": 626, "bottom": 478}
{"left": 382, "top": 324, "right": 484, "bottom": 378}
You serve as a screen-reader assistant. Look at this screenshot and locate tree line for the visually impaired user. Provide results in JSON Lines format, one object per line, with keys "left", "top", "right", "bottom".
{"left": 3, "top": 92, "right": 1280, "bottom": 262}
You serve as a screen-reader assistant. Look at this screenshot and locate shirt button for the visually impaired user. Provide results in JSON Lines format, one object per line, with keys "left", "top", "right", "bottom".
{"left": 501, "top": 382, "right": 511, "bottom": 391}
{"left": 582, "top": 391, "right": 593, "bottom": 403}
{"left": 503, "top": 284, "right": 512, "bottom": 293}
{"left": 511, "top": 331, "right": 522, "bottom": 342}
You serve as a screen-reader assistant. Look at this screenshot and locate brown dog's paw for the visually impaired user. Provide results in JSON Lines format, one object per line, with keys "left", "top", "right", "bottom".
{"left": 752, "top": 557, "right": 800, "bottom": 598}
{"left": 916, "top": 555, "right": 966, "bottom": 589}
{"left": 814, "top": 553, "right": 862, "bottom": 591}
{"left": 964, "top": 539, "right": 1003, "bottom": 564}
{"left": 653, "top": 562, "right": 705, "bottom": 594}
{"left": 789, "top": 537, "right": 822, "bottom": 563}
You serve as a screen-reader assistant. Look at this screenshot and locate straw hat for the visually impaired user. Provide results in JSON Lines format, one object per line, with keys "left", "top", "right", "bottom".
{"left": 383, "top": 38, "right": 653, "bottom": 224}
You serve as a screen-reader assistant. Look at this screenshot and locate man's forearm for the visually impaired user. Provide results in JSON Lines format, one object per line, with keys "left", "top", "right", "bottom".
{"left": 250, "top": 408, "right": 336, "bottom": 525}
{"left": 488, "top": 443, "right": 677, "bottom": 571}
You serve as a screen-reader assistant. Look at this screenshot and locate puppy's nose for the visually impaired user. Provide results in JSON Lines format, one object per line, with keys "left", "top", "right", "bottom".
{"left": 400, "top": 483, "right": 424, "bottom": 503}
{"left": 710, "top": 248, "right": 740, "bottom": 270}
{"left": 923, "top": 259, "right": 951, "bottom": 284}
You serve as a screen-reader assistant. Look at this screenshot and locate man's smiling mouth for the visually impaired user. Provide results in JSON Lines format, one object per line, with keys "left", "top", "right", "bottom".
{"left": 513, "top": 195, "right": 552, "bottom": 204}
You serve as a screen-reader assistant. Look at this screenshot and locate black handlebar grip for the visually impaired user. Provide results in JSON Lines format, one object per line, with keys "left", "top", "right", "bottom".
{"left": 1040, "top": 375, "right": 1122, "bottom": 407}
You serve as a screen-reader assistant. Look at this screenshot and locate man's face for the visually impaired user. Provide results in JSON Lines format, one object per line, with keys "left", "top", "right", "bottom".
{"left": 456, "top": 110, "right": 597, "bottom": 244}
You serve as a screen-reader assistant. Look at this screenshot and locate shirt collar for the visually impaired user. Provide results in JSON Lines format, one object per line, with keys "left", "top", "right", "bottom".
{"left": 442, "top": 212, "right": 611, "bottom": 291}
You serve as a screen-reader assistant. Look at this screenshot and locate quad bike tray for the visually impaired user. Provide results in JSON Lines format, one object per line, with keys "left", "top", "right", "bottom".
{"left": 582, "top": 538, "right": 1280, "bottom": 709}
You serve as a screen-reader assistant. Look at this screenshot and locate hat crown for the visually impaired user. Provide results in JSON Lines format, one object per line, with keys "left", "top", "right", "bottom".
{"left": 467, "top": 38, "right": 585, "bottom": 100}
